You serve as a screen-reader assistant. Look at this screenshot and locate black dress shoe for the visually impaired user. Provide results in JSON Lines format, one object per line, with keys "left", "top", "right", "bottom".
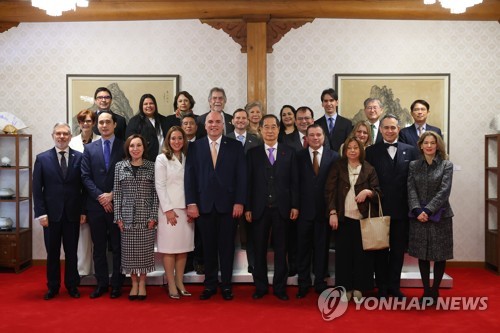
{"left": 314, "top": 285, "right": 328, "bottom": 294}
{"left": 89, "top": 287, "right": 108, "bottom": 299}
{"left": 44, "top": 290, "right": 59, "bottom": 300}
{"left": 288, "top": 267, "right": 297, "bottom": 277}
{"left": 221, "top": 289, "right": 234, "bottom": 301}
{"left": 110, "top": 288, "right": 122, "bottom": 299}
{"left": 247, "top": 265, "right": 254, "bottom": 274}
{"left": 273, "top": 292, "right": 289, "bottom": 301}
{"left": 296, "top": 288, "right": 309, "bottom": 299}
{"left": 195, "top": 264, "right": 205, "bottom": 275}
{"left": 377, "top": 288, "right": 388, "bottom": 299}
{"left": 252, "top": 290, "right": 268, "bottom": 299}
{"left": 199, "top": 288, "right": 217, "bottom": 300}
{"left": 68, "top": 287, "right": 80, "bottom": 299}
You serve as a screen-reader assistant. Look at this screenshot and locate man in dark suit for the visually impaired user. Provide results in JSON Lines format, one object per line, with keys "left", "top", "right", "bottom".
{"left": 315, "top": 88, "right": 353, "bottom": 152}
{"left": 185, "top": 111, "right": 246, "bottom": 301}
{"left": 399, "top": 99, "right": 443, "bottom": 147}
{"left": 92, "top": 87, "right": 127, "bottom": 141}
{"left": 81, "top": 111, "right": 125, "bottom": 299}
{"left": 227, "top": 108, "right": 262, "bottom": 273}
{"left": 365, "top": 114, "right": 419, "bottom": 299}
{"left": 33, "top": 123, "right": 85, "bottom": 300}
{"left": 246, "top": 114, "right": 299, "bottom": 301}
{"left": 296, "top": 124, "right": 340, "bottom": 298}
{"left": 196, "top": 87, "right": 234, "bottom": 137}
{"left": 364, "top": 98, "right": 384, "bottom": 144}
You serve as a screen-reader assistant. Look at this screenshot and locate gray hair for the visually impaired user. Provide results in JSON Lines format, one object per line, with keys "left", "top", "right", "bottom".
{"left": 207, "top": 87, "right": 227, "bottom": 102}
{"left": 380, "top": 114, "right": 400, "bottom": 127}
{"left": 52, "top": 122, "right": 71, "bottom": 133}
{"left": 244, "top": 101, "right": 263, "bottom": 113}
{"left": 363, "top": 98, "right": 383, "bottom": 109}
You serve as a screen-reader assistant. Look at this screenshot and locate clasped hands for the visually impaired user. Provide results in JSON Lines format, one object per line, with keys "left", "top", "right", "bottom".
{"left": 98, "top": 192, "right": 113, "bottom": 213}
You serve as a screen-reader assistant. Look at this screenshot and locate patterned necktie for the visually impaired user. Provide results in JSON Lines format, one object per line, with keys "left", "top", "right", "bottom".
{"left": 371, "top": 124, "right": 376, "bottom": 142}
{"left": 211, "top": 141, "right": 218, "bottom": 168}
{"left": 302, "top": 135, "right": 308, "bottom": 148}
{"left": 104, "top": 140, "right": 111, "bottom": 171}
{"left": 417, "top": 126, "right": 423, "bottom": 137}
{"left": 59, "top": 151, "right": 67, "bottom": 178}
{"left": 328, "top": 117, "right": 334, "bottom": 134}
{"left": 268, "top": 147, "right": 275, "bottom": 165}
{"left": 312, "top": 150, "right": 319, "bottom": 176}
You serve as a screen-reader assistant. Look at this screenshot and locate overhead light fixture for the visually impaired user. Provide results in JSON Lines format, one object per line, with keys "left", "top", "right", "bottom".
{"left": 424, "top": 0, "right": 483, "bottom": 14}
{"left": 32, "top": 0, "right": 89, "bottom": 17}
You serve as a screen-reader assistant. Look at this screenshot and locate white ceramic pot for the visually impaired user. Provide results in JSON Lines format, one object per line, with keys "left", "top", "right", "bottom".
{"left": 0, "top": 217, "right": 13, "bottom": 229}
{"left": 0, "top": 188, "right": 15, "bottom": 198}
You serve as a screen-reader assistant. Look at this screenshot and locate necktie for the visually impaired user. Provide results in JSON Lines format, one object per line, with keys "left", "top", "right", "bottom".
{"left": 59, "top": 151, "right": 67, "bottom": 178}
{"left": 302, "top": 135, "right": 308, "bottom": 148}
{"left": 268, "top": 147, "right": 275, "bottom": 165}
{"left": 104, "top": 140, "right": 111, "bottom": 171}
{"left": 328, "top": 117, "right": 334, "bottom": 134}
{"left": 210, "top": 141, "right": 218, "bottom": 168}
{"left": 312, "top": 150, "right": 319, "bottom": 176}
{"left": 371, "top": 124, "right": 376, "bottom": 142}
{"left": 237, "top": 135, "right": 245, "bottom": 145}
{"left": 417, "top": 126, "right": 423, "bottom": 137}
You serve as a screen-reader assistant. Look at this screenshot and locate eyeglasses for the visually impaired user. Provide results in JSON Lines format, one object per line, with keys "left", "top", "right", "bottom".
{"left": 53, "top": 131, "right": 70, "bottom": 136}
{"left": 79, "top": 120, "right": 93, "bottom": 124}
{"left": 96, "top": 96, "right": 111, "bottom": 100}
{"left": 296, "top": 116, "right": 312, "bottom": 121}
{"left": 365, "top": 106, "right": 380, "bottom": 110}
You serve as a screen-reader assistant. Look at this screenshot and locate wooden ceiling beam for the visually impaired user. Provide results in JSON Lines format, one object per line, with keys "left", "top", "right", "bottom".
{"left": 0, "top": 1, "right": 498, "bottom": 25}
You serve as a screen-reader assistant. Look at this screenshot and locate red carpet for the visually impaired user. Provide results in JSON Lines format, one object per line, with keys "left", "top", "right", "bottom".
{"left": 0, "top": 267, "right": 498, "bottom": 332}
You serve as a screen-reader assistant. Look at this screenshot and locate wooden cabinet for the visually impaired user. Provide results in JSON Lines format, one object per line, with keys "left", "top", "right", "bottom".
{"left": 485, "top": 134, "right": 500, "bottom": 273}
{"left": 0, "top": 134, "right": 32, "bottom": 272}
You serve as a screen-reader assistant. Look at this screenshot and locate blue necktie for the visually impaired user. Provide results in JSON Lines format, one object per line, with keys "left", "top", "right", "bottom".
{"left": 268, "top": 147, "right": 275, "bottom": 165}
{"left": 104, "top": 140, "right": 111, "bottom": 171}
{"left": 237, "top": 135, "right": 245, "bottom": 145}
{"left": 328, "top": 117, "right": 334, "bottom": 134}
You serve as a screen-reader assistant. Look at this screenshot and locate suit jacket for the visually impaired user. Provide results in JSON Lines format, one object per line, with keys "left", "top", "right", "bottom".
{"left": 33, "top": 147, "right": 84, "bottom": 222}
{"left": 297, "top": 147, "right": 340, "bottom": 220}
{"left": 246, "top": 143, "right": 299, "bottom": 221}
{"left": 92, "top": 110, "right": 127, "bottom": 141}
{"left": 125, "top": 113, "right": 169, "bottom": 161}
{"left": 365, "top": 141, "right": 419, "bottom": 219}
{"left": 81, "top": 137, "right": 125, "bottom": 212}
{"left": 164, "top": 113, "right": 199, "bottom": 136}
{"left": 325, "top": 159, "right": 382, "bottom": 219}
{"left": 196, "top": 111, "right": 234, "bottom": 138}
{"left": 184, "top": 135, "right": 246, "bottom": 214}
{"left": 399, "top": 123, "right": 443, "bottom": 148}
{"left": 227, "top": 131, "right": 262, "bottom": 154}
{"left": 284, "top": 130, "right": 328, "bottom": 153}
{"left": 315, "top": 114, "right": 353, "bottom": 152}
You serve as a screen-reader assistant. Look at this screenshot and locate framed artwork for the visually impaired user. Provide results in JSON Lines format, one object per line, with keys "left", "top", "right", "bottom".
{"left": 66, "top": 74, "right": 179, "bottom": 135}
{"left": 334, "top": 73, "right": 450, "bottom": 145}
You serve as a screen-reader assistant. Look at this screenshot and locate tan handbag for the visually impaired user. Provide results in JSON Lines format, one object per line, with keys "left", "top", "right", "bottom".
{"left": 359, "top": 193, "right": 390, "bottom": 250}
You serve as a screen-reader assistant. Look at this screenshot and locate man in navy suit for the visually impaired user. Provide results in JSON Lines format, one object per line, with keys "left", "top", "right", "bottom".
{"left": 185, "top": 111, "right": 246, "bottom": 301}
{"left": 227, "top": 108, "right": 262, "bottom": 274}
{"left": 196, "top": 87, "right": 234, "bottom": 138}
{"left": 245, "top": 114, "right": 299, "bottom": 301}
{"left": 315, "top": 88, "right": 353, "bottom": 152}
{"left": 365, "top": 114, "right": 419, "bottom": 299}
{"left": 81, "top": 111, "right": 125, "bottom": 299}
{"left": 364, "top": 98, "right": 385, "bottom": 144}
{"left": 399, "top": 99, "right": 443, "bottom": 147}
{"left": 296, "top": 124, "right": 340, "bottom": 298}
{"left": 92, "top": 87, "right": 127, "bottom": 141}
{"left": 33, "top": 123, "right": 85, "bottom": 300}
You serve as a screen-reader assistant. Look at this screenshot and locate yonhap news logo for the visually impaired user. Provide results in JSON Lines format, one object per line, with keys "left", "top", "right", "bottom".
{"left": 318, "top": 287, "right": 488, "bottom": 320}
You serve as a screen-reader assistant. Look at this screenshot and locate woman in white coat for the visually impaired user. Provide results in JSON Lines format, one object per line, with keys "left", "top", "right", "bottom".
{"left": 69, "top": 109, "right": 100, "bottom": 276}
{"left": 155, "top": 126, "right": 194, "bottom": 299}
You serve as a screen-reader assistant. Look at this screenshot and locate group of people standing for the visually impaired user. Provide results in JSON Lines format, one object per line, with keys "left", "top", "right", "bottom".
{"left": 33, "top": 85, "right": 453, "bottom": 307}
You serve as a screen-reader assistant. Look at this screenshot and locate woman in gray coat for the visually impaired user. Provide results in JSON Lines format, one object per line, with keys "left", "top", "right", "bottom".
{"left": 114, "top": 134, "right": 159, "bottom": 300}
{"left": 408, "top": 131, "right": 453, "bottom": 305}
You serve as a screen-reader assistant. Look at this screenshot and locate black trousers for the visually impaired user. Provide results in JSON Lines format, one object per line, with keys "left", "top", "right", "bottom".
{"left": 296, "top": 216, "right": 330, "bottom": 290}
{"left": 335, "top": 217, "right": 374, "bottom": 291}
{"left": 43, "top": 215, "right": 80, "bottom": 291}
{"left": 374, "top": 217, "right": 409, "bottom": 291}
{"left": 197, "top": 210, "right": 237, "bottom": 290}
{"left": 87, "top": 210, "right": 124, "bottom": 289}
{"left": 252, "top": 207, "right": 288, "bottom": 294}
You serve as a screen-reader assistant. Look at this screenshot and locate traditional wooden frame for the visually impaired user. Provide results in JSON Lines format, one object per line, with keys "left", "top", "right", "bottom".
{"left": 66, "top": 74, "right": 179, "bottom": 135}
{"left": 334, "top": 73, "right": 450, "bottom": 145}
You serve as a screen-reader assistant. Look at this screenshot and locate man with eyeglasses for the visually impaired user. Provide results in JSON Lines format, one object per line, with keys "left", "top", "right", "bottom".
{"left": 33, "top": 123, "right": 85, "bottom": 300}
{"left": 92, "top": 87, "right": 127, "bottom": 141}
{"left": 363, "top": 98, "right": 384, "bottom": 144}
{"left": 196, "top": 87, "right": 234, "bottom": 138}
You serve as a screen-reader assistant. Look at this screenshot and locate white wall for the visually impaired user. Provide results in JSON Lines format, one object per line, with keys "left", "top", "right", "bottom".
{"left": 0, "top": 19, "right": 498, "bottom": 261}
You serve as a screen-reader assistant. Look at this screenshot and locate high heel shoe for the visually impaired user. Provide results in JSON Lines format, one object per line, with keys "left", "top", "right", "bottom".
{"left": 128, "top": 294, "right": 138, "bottom": 301}
{"left": 178, "top": 288, "right": 192, "bottom": 297}
{"left": 169, "top": 293, "right": 180, "bottom": 299}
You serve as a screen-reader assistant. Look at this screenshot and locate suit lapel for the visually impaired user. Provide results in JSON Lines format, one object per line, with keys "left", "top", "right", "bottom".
{"left": 50, "top": 148, "right": 65, "bottom": 179}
